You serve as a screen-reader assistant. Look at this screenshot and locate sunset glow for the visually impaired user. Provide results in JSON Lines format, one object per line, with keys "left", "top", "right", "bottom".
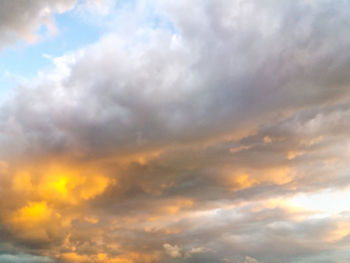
{"left": 0, "top": 1, "right": 350, "bottom": 262}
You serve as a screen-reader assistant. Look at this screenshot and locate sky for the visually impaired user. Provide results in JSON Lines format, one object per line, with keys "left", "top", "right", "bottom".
{"left": 0, "top": 0, "right": 350, "bottom": 262}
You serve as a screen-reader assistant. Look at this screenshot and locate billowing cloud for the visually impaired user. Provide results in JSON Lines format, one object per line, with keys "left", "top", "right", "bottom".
{"left": 0, "top": 0, "right": 78, "bottom": 48}
{"left": 1, "top": 0, "right": 350, "bottom": 262}
{"left": 0, "top": 0, "right": 111, "bottom": 50}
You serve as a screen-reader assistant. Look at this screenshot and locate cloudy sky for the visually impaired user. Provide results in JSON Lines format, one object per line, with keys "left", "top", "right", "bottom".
{"left": 0, "top": 0, "right": 350, "bottom": 262}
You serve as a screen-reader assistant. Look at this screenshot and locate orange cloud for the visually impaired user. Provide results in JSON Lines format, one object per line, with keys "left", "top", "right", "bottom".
{"left": 164, "top": 199, "right": 194, "bottom": 214}
{"left": 59, "top": 251, "right": 161, "bottom": 263}
{"left": 5, "top": 161, "right": 113, "bottom": 242}
{"left": 228, "top": 167, "right": 294, "bottom": 191}
{"left": 7, "top": 201, "right": 67, "bottom": 240}
{"left": 12, "top": 163, "right": 112, "bottom": 205}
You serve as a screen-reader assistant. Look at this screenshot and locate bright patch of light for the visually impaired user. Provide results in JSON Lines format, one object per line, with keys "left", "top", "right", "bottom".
{"left": 291, "top": 189, "right": 350, "bottom": 218}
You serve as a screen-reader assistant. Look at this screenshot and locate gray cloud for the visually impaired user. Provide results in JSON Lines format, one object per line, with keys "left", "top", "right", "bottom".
{"left": 1, "top": 0, "right": 350, "bottom": 262}
{"left": 0, "top": 0, "right": 82, "bottom": 50}
{"left": 2, "top": 0, "right": 350, "bottom": 160}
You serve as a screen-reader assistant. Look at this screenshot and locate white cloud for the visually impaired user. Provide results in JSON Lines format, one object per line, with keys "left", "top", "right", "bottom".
{"left": 244, "top": 256, "right": 261, "bottom": 263}
{"left": 163, "top": 243, "right": 181, "bottom": 258}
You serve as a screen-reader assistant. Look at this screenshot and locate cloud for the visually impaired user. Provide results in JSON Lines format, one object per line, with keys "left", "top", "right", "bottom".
{"left": 0, "top": 0, "right": 78, "bottom": 48}
{"left": 2, "top": 0, "right": 350, "bottom": 160}
{"left": 245, "top": 256, "right": 262, "bottom": 263}
{"left": 0, "top": 0, "right": 112, "bottom": 50}
{"left": 1, "top": 0, "right": 350, "bottom": 262}
{"left": 163, "top": 243, "right": 181, "bottom": 258}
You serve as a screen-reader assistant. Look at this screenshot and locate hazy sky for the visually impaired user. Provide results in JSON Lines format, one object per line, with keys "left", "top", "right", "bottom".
{"left": 1, "top": 0, "right": 350, "bottom": 262}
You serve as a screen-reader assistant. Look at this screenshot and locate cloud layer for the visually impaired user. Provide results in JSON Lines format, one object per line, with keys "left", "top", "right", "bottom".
{"left": 1, "top": 0, "right": 350, "bottom": 262}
